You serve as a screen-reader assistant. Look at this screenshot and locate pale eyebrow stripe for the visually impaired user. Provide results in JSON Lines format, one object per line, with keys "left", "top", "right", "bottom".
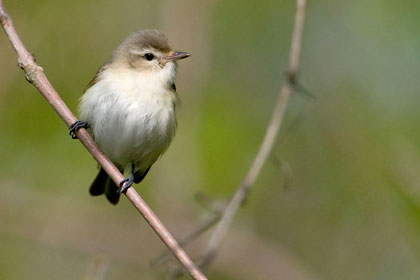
{"left": 128, "top": 48, "right": 155, "bottom": 56}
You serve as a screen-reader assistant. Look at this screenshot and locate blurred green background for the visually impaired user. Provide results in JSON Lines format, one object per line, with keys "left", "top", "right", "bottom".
{"left": 1, "top": 0, "right": 420, "bottom": 279}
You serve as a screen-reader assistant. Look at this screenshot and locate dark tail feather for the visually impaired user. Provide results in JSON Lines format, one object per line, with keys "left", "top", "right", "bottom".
{"left": 89, "top": 168, "right": 121, "bottom": 205}
{"left": 89, "top": 168, "right": 108, "bottom": 196}
{"left": 105, "top": 177, "right": 120, "bottom": 205}
{"left": 134, "top": 167, "right": 151, "bottom": 184}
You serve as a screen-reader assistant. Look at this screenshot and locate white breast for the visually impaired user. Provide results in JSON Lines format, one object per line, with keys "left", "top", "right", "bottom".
{"left": 79, "top": 65, "right": 178, "bottom": 172}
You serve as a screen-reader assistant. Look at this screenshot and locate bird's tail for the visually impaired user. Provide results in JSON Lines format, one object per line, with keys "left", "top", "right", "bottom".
{"left": 89, "top": 168, "right": 121, "bottom": 204}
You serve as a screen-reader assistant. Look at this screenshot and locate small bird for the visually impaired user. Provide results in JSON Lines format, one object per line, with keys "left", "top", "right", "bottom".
{"left": 70, "top": 30, "right": 190, "bottom": 204}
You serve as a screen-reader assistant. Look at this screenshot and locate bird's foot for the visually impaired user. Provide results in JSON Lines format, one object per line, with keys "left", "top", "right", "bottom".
{"left": 69, "top": 120, "right": 90, "bottom": 139}
{"left": 119, "top": 173, "right": 135, "bottom": 193}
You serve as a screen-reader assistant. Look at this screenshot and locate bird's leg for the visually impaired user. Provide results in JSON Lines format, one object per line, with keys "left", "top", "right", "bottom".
{"left": 119, "top": 163, "right": 135, "bottom": 193}
{"left": 69, "top": 120, "right": 90, "bottom": 139}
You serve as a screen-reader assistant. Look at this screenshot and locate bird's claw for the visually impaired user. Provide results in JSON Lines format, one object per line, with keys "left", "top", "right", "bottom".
{"left": 69, "top": 120, "right": 90, "bottom": 139}
{"left": 119, "top": 174, "right": 135, "bottom": 193}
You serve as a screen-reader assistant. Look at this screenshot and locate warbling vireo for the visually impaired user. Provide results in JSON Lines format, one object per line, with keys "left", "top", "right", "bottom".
{"left": 69, "top": 30, "right": 190, "bottom": 204}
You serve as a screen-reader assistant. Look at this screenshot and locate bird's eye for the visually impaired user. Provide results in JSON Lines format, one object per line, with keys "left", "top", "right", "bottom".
{"left": 144, "top": 53, "right": 154, "bottom": 61}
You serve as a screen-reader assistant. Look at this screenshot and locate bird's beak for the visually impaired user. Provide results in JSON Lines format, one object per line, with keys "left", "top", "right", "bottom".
{"left": 165, "top": 51, "right": 191, "bottom": 61}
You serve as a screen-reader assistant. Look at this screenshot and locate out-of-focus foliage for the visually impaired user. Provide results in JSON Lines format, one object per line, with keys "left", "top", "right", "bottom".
{"left": 1, "top": 0, "right": 420, "bottom": 279}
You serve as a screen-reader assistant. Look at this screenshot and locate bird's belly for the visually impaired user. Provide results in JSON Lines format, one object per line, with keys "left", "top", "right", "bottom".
{"left": 92, "top": 96, "right": 176, "bottom": 171}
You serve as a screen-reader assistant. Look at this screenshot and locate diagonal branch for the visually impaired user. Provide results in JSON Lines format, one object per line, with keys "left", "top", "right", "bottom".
{"left": 198, "top": 0, "right": 308, "bottom": 270}
{"left": 0, "top": 2, "right": 206, "bottom": 280}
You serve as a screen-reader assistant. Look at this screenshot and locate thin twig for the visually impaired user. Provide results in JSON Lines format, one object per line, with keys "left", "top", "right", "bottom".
{"left": 274, "top": 95, "right": 315, "bottom": 152}
{"left": 199, "top": 0, "right": 308, "bottom": 269}
{"left": 0, "top": 2, "right": 206, "bottom": 279}
{"left": 151, "top": 213, "right": 221, "bottom": 268}
{"left": 152, "top": 192, "right": 226, "bottom": 268}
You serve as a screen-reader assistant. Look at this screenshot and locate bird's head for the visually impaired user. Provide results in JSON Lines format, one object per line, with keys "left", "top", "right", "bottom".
{"left": 111, "top": 30, "right": 190, "bottom": 74}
